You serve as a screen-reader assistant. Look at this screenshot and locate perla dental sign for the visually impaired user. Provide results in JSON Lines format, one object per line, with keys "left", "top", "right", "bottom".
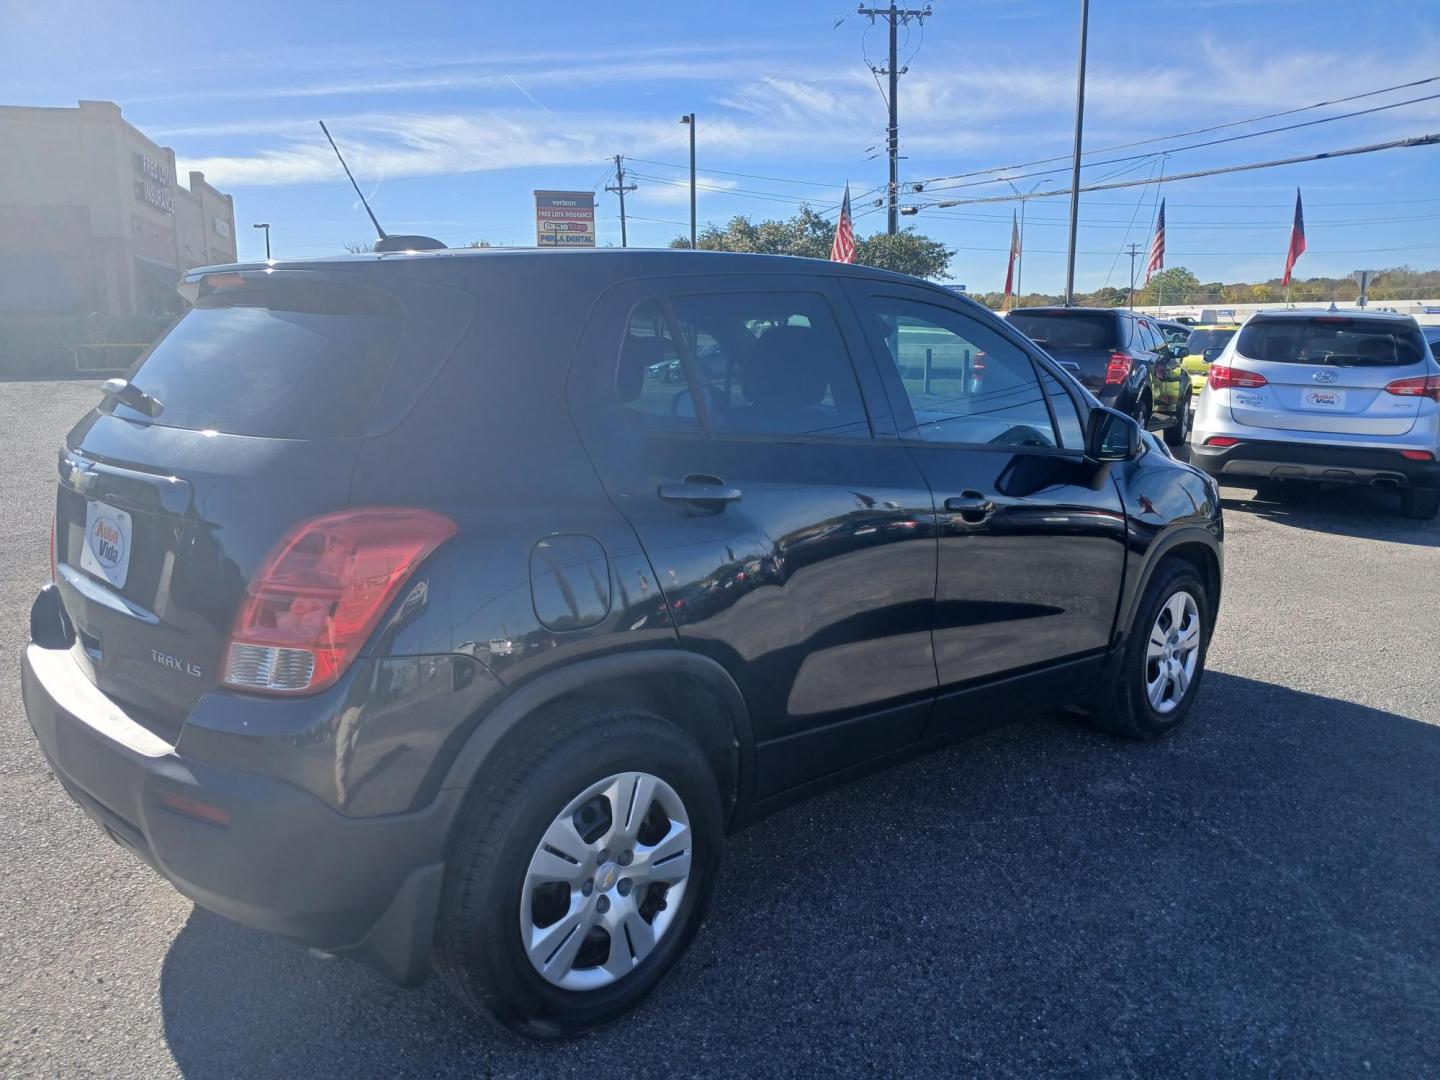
{"left": 534, "top": 190, "right": 596, "bottom": 247}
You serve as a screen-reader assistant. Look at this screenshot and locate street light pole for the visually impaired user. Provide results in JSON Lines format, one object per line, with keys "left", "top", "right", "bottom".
{"left": 680, "top": 113, "right": 696, "bottom": 248}
{"left": 253, "top": 222, "right": 271, "bottom": 260}
{"left": 1063, "top": 0, "right": 1089, "bottom": 306}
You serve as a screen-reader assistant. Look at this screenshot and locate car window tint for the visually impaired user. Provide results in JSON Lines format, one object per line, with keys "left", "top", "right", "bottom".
{"left": 665, "top": 291, "right": 871, "bottom": 439}
{"left": 615, "top": 300, "right": 703, "bottom": 433}
{"left": 1039, "top": 368, "right": 1084, "bottom": 449}
{"left": 1235, "top": 317, "right": 1426, "bottom": 367}
{"left": 1185, "top": 328, "right": 1235, "bottom": 355}
{"left": 1008, "top": 311, "right": 1119, "bottom": 350}
{"left": 868, "top": 298, "right": 1057, "bottom": 448}
{"left": 104, "top": 279, "right": 402, "bottom": 437}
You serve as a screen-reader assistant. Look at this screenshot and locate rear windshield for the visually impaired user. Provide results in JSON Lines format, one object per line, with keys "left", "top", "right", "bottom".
{"left": 1235, "top": 317, "right": 1425, "bottom": 367}
{"left": 1186, "top": 328, "right": 1235, "bottom": 355}
{"left": 1008, "top": 312, "right": 1119, "bottom": 350}
{"left": 107, "top": 278, "right": 404, "bottom": 437}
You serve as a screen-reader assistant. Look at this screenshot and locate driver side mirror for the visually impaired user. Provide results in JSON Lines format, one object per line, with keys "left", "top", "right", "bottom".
{"left": 1085, "top": 406, "right": 1141, "bottom": 462}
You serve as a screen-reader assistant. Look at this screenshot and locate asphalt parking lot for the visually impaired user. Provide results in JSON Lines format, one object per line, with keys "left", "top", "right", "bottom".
{"left": 1, "top": 379, "right": 1437, "bottom": 1079}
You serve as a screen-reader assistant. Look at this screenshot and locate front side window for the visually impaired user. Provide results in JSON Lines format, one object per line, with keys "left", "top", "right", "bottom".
{"left": 616, "top": 291, "right": 871, "bottom": 439}
{"left": 867, "top": 298, "right": 1057, "bottom": 448}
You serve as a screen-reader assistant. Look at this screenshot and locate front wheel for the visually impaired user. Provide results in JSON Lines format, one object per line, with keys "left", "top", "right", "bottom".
{"left": 435, "top": 706, "right": 722, "bottom": 1038}
{"left": 1088, "top": 558, "right": 1212, "bottom": 740}
{"left": 1163, "top": 393, "right": 1192, "bottom": 446}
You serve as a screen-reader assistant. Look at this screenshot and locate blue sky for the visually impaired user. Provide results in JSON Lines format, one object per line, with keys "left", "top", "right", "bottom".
{"left": 6, "top": 0, "right": 1440, "bottom": 292}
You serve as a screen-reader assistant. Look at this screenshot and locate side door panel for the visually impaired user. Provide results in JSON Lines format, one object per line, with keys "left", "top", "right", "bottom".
{"left": 843, "top": 282, "right": 1129, "bottom": 733}
{"left": 567, "top": 274, "right": 939, "bottom": 798}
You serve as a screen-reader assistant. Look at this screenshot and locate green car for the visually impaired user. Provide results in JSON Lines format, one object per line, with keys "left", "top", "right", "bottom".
{"left": 1181, "top": 325, "right": 1238, "bottom": 393}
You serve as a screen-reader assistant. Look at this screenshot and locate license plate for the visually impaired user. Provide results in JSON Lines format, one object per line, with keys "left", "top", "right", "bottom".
{"left": 1301, "top": 389, "right": 1346, "bottom": 410}
{"left": 80, "top": 500, "right": 132, "bottom": 589}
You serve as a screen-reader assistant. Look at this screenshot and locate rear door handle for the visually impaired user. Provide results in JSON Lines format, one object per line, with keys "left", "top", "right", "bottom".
{"left": 658, "top": 474, "right": 743, "bottom": 510}
{"left": 943, "top": 491, "right": 996, "bottom": 524}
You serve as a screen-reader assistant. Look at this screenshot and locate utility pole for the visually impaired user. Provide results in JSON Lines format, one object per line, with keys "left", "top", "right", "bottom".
{"left": 857, "top": 2, "right": 932, "bottom": 235}
{"left": 253, "top": 222, "right": 271, "bottom": 260}
{"left": 1125, "top": 243, "right": 1141, "bottom": 309}
{"left": 1063, "top": 0, "right": 1090, "bottom": 306}
{"left": 606, "top": 155, "right": 637, "bottom": 248}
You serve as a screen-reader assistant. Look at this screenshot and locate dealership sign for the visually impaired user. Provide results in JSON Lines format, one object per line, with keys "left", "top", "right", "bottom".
{"left": 534, "top": 190, "right": 596, "bottom": 247}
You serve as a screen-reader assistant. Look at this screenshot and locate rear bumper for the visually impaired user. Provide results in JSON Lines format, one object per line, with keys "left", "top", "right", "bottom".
{"left": 21, "top": 632, "right": 461, "bottom": 984}
{"left": 1190, "top": 438, "right": 1440, "bottom": 488}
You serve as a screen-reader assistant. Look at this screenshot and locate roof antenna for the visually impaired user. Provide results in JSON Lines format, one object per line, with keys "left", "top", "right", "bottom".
{"left": 318, "top": 121, "right": 444, "bottom": 253}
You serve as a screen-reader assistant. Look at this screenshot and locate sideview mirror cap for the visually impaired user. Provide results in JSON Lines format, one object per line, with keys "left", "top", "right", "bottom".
{"left": 1085, "top": 406, "right": 1142, "bottom": 462}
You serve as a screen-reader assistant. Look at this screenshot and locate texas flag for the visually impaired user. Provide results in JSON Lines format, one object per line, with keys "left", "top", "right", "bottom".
{"left": 1003, "top": 211, "right": 1020, "bottom": 300}
{"left": 1281, "top": 189, "right": 1307, "bottom": 286}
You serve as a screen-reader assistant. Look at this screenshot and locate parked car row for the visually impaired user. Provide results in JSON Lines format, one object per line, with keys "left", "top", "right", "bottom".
{"left": 1006, "top": 308, "right": 1440, "bottom": 520}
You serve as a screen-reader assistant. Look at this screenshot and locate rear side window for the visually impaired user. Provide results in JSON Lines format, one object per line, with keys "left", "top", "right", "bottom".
{"left": 108, "top": 279, "right": 403, "bottom": 437}
{"left": 617, "top": 291, "right": 871, "bottom": 439}
{"left": 1236, "top": 317, "right": 1426, "bottom": 367}
{"left": 1008, "top": 311, "right": 1119, "bottom": 351}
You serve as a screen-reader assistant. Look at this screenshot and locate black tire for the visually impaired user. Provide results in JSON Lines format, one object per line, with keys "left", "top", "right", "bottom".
{"left": 434, "top": 704, "right": 723, "bottom": 1038}
{"left": 1400, "top": 486, "right": 1440, "bottom": 520}
{"left": 1132, "top": 393, "right": 1153, "bottom": 431}
{"left": 1087, "top": 558, "right": 1212, "bottom": 740}
{"left": 1163, "top": 393, "right": 1192, "bottom": 446}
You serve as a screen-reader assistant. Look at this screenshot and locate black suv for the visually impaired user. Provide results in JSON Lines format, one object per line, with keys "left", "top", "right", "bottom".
{"left": 1007, "top": 307, "right": 1193, "bottom": 445}
{"left": 23, "top": 250, "right": 1223, "bottom": 1037}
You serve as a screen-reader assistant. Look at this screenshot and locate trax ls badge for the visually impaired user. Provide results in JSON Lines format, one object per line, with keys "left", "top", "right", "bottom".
{"left": 151, "top": 650, "right": 203, "bottom": 679}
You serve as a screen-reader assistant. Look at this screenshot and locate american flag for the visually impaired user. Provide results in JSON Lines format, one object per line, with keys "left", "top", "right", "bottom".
{"left": 1145, "top": 199, "right": 1165, "bottom": 282}
{"left": 830, "top": 183, "right": 855, "bottom": 264}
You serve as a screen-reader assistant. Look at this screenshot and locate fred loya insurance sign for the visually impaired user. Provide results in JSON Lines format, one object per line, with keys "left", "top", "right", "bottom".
{"left": 534, "top": 190, "right": 597, "bottom": 247}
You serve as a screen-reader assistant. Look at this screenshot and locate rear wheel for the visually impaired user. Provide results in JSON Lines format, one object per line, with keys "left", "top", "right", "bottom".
{"left": 1163, "top": 392, "right": 1192, "bottom": 446}
{"left": 1132, "top": 393, "right": 1153, "bottom": 432}
{"left": 435, "top": 706, "right": 722, "bottom": 1038}
{"left": 1087, "top": 558, "right": 1211, "bottom": 740}
{"left": 1400, "top": 486, "right": 1440, "bottom": 520}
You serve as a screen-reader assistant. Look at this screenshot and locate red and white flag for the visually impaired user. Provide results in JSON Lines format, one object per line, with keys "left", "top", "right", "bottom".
{"left": 1003, "top": 210, "right": 1020, "bottom": 299}
{"left": 830, "top": 183, "right": 855, "bottom": 263}
{"left": 1145, "top": 199, "right": 1166, "bottom": 283}
{"left": 1281, "top": 188, "right": 1306, "bottom": 286}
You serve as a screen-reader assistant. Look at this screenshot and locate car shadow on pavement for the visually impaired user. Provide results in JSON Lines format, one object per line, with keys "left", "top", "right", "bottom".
{"left": 1220, "top": 482, "right": 1439, "bottom": 546}
{"left": 158, "top": 672, "right": 1440, "bottom": 1078}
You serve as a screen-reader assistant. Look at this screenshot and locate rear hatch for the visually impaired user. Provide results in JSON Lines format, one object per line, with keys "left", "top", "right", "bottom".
{"left": 1007, "top": 310, "right": 1123, "bottom": 395}
{"left": 1226, "top": 315, "right": 1428, "bottom": 436}
{"left": 52, "top": 267, "right": 469, "bottom": 740}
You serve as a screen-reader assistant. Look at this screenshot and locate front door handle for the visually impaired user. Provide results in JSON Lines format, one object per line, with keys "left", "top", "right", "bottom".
{"left": 943, "top": 491, "right": 996, "bottom": 524}
{"left": 658, "top": 474, "right": 743, "bottom": 512}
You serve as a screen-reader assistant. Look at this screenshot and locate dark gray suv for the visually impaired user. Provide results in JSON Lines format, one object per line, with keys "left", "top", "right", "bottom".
{"left": 23, "top": 249, "right": 1223, "bottom": 1036}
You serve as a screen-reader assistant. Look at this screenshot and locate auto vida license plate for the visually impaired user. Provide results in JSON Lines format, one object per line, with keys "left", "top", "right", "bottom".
{"left": 80, "top": 500, "right": 132, "bottom": 589}
{"left": 1302, "top": 388, "right": 1346, "bottom": 409}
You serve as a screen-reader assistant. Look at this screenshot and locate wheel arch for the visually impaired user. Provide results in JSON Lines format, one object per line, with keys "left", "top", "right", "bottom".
{"left": 1123, "top": 526, "right": 1223, "bottom": 636}
{"left": 439, "top": 650, "right": 754, "bottom": 833}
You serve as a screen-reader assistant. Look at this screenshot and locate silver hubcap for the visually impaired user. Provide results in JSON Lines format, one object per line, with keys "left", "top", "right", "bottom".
{"left": 519, "top": 771, "right": 692, "bottom": 991}
{"left": 1145, "top": 590, "right": 1201, "bottom": 714}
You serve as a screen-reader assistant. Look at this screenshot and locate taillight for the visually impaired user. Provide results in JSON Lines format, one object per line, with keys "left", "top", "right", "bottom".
{"left": 223, "top": 508, "right": 457, "bottom": 695}
{"left": 1204, "top": 436, "right": 1240, "bottom": 447}
{"left": 1104, "top": 352, "right": 1131, "bottom": 385}
{"left": 1208, "top": 365, "right": 1268, "bottom": 391}
{"left": 1384, "top": 374, "right": 1440, "bottom": 402}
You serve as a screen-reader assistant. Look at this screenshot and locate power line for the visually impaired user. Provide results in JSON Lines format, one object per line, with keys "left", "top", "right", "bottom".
{"left": 912, "top": 72, "right": 1440, "bottom": 190}
{"left": 903, "top": 131, "right": 1440, "bottom": 211}
{"left": 919, "top": 89, "right": 1440, "bottom": 196}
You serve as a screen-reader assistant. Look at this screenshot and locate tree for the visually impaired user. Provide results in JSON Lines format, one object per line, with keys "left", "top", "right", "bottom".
{"left": 463, "top": 240, "right": 493, "bottom": 248}
{"left": 342, "top": 240, "right": 373, "bottom": 253}
{"left": 671, "top": 206, "right": 952, "bottom": 279}
{"left": 1136, "top": 266, "right": 1200, "bottom": 306}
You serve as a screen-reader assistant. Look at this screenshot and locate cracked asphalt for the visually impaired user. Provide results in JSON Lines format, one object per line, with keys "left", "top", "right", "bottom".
{"left": 1, "top": 379, "right": 1436, "bottom": 1078}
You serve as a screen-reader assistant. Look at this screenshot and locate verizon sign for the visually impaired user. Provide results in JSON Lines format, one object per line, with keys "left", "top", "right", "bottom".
{"left": 534, "top": 190, "right": 596, "bottom": 247}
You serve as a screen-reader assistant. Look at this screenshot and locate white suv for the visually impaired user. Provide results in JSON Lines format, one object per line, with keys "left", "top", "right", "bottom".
{"left": 1191, "top": 310, "right": 1440, "bottom": 519}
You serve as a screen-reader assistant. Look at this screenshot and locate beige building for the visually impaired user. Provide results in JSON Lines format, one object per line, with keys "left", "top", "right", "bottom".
{"left": 0, "top": 100, "right": 237, "bottom": 316}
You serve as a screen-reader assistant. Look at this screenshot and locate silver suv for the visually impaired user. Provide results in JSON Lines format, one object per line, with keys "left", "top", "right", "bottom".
{"left": 1191, "top": 310, "right": 1440, "bottom": 519}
